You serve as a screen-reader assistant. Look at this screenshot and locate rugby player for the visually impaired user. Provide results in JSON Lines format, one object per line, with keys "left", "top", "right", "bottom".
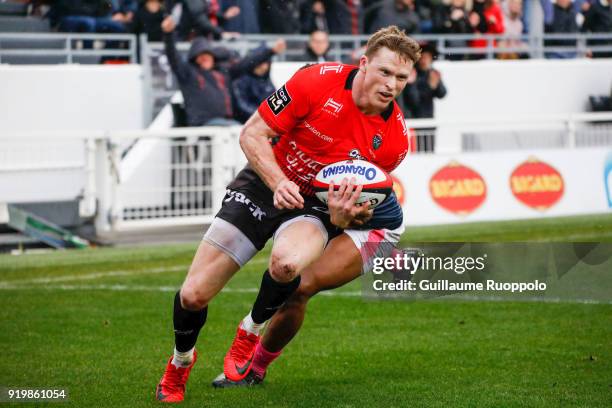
{"left": 210, "top": 26, "right": 422, "bottom": 389}
{"left": 156, "top": 26, "right": 420, "bottom": 402}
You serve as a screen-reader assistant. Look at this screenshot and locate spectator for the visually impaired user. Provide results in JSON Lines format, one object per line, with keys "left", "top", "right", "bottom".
{"left": 581, "top": 0, "right": 612, "bottom": 58}
{"left": 174, "top": 0, "right": 239, "bottom": 40}
{"left": 297, "top": 30, "right": 332, "bottom": 62}
{"left": 300, "top": 0, "right": 329, "bottom": 33}
{"left": 52, "top": 0, "right": 126, "bottom": 33}
{"left": 541, "top": 0, "right": 578, "bottom": 58}
{"left": 415, "top": 0, "right": 435, "bottom": 33}
{"left": 219, "top": 0, "right": 260, "bottom": 34}
{"left": 470, "top": 0, "right": 505, "bottom": 58}
{"left": 231, "top": 46, "right": 278, "bottom": 123}
{"left": 110, "top": 0, "right": 137, "bottom": 27}
{"left": 399, "top": 42, "right": 447, "bottom": 151}
{"left": 400, "top": 42, "right": 447, "bottom": 119}
{"left": 433, "top": 0, "right": 483, "bottom": 60}
{"left": 368, "top": 0, "right": 421, "bottom": 34}
{"left": 498, "top": 0, "right": 528, "bottom": 59}
{"left": 259, "top": 0, "right": 301, "bottom": 33}
{"left": 133, "top": 0, "right": 164, "bottom": 41}
{"left": 324, "top": 0, "right": 362, "bottom": 34}
{"left": 161, "top": 15, "right": 284, "bottom": 125}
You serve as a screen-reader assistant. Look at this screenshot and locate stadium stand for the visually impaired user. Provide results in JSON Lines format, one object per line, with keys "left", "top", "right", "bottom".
{"left": 0, "top": 0, "right": 611, "bottom": 249}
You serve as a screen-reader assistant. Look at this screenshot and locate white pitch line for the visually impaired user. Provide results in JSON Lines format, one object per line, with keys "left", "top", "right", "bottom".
{"left": 0, "top": 265, "right": 188, "bottom": 287}
{"left": 0, "top": 258, "right": 269, "bottom": 287}
{"left": 0, "top": 283, "right": 607, "bottom": 303}
{"left": 0, "top": 283, "right": 362, "bottom": 297}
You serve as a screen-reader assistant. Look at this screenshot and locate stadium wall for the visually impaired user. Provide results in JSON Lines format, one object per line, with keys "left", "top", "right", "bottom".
{"left": 432, "top": 59, "right": 612, "bottom": 119}
{"left": 0, "top": 64, "right": 146, "bottom": 225}
{"left": 0, "top": 64, "right": 145, "bottom": 131}
{"left": 270, "top": 59, "right": 612, "bottom": 120}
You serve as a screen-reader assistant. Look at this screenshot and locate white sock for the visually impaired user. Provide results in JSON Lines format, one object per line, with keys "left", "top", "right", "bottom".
{"left": 240, "top": 311, "right": 266, "bottom": 336}
{"left": 171, "top": 347, "right": 194, "bottom": 368}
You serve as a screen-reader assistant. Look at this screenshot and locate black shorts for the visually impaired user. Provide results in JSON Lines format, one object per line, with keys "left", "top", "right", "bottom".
{"left": 214, "top": 166, "right": 341, "bottom": 251}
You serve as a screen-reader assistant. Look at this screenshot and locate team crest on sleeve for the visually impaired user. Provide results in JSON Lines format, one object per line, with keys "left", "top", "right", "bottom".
{"left": 267, "top": 85, "right": 292, "bottom": 115}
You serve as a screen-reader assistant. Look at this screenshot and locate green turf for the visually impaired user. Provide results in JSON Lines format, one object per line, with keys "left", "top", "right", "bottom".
{"left": 0, "top": 214, "right": 611, "bottom": 407}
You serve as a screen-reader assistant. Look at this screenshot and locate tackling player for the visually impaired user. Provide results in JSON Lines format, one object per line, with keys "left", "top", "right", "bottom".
{"left": 156, "top": 26, "right": 420, "bottom": 402}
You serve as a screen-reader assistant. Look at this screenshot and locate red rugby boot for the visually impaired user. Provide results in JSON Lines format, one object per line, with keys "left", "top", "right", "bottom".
{"left": 156, "top": 350, "right": 197, "bottom": 403}
{"left": 223, "top": 326, "right": 260, "bottom": 381}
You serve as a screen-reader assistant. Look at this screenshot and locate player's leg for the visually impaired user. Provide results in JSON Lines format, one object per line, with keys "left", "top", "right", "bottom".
{"left": 212, "top": 233, "right": 362, "bottom": 388}
{"left": 223, "top": 216, "right": 327, "bottom": 381}
{"left": 253, "top": 233, "right": 362, "bottom": 374}
{"left": 247, "top": 226, "right": 404, "bottom": 383}
{"left": 263, "top": 233, "right": 362, "bottom": 350}
{"left": 173, "top": 240, "right": 240, "bottom": 357}
{"left": 157, "top": 216, "right": 261, "bottom": 402}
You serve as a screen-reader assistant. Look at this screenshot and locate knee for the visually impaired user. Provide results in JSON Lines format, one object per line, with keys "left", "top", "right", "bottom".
{"left": 269, "top": 253, "right": 299, "bottom": 283}
{"left": 179, "top": 284, "right": 209, "bottom": 311}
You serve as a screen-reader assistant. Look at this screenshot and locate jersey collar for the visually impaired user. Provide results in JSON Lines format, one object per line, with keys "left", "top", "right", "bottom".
{"left": 344, "top": 68, "right": 394, "bottom": 122}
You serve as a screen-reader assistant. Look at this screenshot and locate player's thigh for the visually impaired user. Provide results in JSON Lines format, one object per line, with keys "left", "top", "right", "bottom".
{"left": 299, "top": 232, "right": 363, "bottom": 294}
{"left": 180, "top": 240, "right": 241, "bottom": 309}
{"left": 269, "top": 217, "right": 327, "bottom": 280}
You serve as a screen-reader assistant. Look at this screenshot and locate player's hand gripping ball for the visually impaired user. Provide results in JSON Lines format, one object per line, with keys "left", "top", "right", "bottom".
{"left": 313, "top": 160, "right": 393, "bottom": 209}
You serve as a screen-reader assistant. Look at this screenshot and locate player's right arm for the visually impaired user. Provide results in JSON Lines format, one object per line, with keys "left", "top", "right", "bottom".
{"left": 239, "top": 112, "right": 304, "bottom": 210}
{"left": 244, "top": 64, "right": 320, "bottom": 210}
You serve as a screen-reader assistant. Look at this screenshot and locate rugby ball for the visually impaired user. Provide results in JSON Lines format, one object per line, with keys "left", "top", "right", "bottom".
{"left": 313, "top": 160, "right": 393, "bottom": 208}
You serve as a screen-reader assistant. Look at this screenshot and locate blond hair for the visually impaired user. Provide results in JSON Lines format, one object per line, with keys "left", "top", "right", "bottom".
{"left": 365, "top": 26, "right": 421, "bottom": 64}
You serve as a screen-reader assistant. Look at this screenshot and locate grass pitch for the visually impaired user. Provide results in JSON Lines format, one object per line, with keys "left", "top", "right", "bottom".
{"left": 1, "top": 214, "right": 611, "bottom": 407}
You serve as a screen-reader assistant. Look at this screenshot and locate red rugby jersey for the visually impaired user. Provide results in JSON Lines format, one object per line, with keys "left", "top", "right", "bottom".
{"left": 258, "top": 62, "right": 410, "bottom": 196}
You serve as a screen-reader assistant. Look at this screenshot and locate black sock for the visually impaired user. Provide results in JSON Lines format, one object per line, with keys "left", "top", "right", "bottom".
{"left": 250, "top": 270, "right": 301, "bottom": 324}
{"left": 173, "top": 291, "right": 207, "bottom": 352}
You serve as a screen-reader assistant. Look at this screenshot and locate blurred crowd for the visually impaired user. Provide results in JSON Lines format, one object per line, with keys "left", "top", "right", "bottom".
{"left": 9, "top": 0, "right": 609, "bottom": 128}
{"left": 16, "top": 1, "right": 611, "bottom": 41}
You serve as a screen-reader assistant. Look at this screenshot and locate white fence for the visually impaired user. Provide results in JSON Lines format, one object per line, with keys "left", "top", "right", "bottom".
{"left": 1, "top": 112, "right": 611, "bottom": 234}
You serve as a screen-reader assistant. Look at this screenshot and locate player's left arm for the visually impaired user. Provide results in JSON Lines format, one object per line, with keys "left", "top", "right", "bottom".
{"left": 326, "top": 179, "right": 373, "bottom": 229}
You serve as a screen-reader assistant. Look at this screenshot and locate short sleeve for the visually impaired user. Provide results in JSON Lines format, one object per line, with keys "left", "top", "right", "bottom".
{"left": 257, "top": 64, "right": 317, "bottom": 134}
{"left": 380, "top": 108, "right": 409, "bottom": 173}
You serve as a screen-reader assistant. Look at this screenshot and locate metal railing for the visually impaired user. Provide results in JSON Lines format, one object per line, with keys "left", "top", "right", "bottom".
{"left": 2, "top": 31, "right": 610, "bottom": 120}
{"left": 409, "top": 112, "right": 612, "bottom": 153}
{"left": 2, "top": 112, "right": 610, "bottom": 232}
{"left": 1, "top": 31, "right": 610, "bottom": 66}
{"left": 141, "top": 32, "right": 612, "bottom": 116}
{"left": 145, "top": 32, "right": 612, "bottom": 62}
{"left": 0, "top": 32, "right": 138, "bottom": 64}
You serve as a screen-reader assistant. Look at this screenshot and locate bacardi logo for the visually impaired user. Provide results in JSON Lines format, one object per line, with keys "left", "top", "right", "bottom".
{"left": 510, "top": 157, "right": 564, "bottom": 211}
{"left": 429, "top": 161, "right": 487, "bottom": 215}
{"left": 392, "top": 175, "right": 405, "bottom": 205}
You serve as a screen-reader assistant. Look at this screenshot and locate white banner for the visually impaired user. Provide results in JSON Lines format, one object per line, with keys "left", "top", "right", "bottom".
{"left": 392, "top": 147, "right": 612, "bottom": 226}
